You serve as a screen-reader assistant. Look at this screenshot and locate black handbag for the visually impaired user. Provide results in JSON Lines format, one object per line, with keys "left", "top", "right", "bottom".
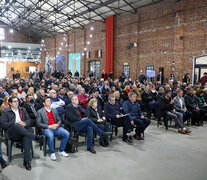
{"left": 65, "top": 137, "right": 79, "bottom": 153}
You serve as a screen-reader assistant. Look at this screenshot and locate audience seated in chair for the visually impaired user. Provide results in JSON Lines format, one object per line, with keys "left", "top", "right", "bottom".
{"left": 158, "top": 90, "right": 191, "bottom": 134}
{"left": 123, "top": 92, "right": 151, "bottom": 140}
{"left": 65, "top": 94, "right": 111, "bottom": 154}
{"left": 0, "top": 96, "right": 42, "bottom": 170}
{"left": 36, "top": 96, "right": 69, "bottom": 161}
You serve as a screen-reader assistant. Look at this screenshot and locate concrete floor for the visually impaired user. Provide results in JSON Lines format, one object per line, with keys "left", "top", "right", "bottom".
{"left": 0, "top": 121, "right": 207, "bottom": 180}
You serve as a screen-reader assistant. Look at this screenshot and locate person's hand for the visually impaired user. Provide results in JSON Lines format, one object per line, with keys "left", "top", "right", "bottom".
{"left": 131, "top": 120, "right": 134, "bottom": 126}
{"left": 102, "top": 117, "right": 106, "bottom": 120}
{"left": 48, "top": 124, "right": 56, "bottom": 129}
{"left": 116, "top": 114, "right": 120, "bottom": 118}
{"left": 54, "top": 124, "right": 59, "bottom": 129}
{"left": 183, "top": 109, "right": 187, "bottom": 112}
{"left": 16, "top": 121, "right": 25, "bottom": 127}
{"left": 141, "top": 115, "right": 145, "bottom": 119}
{"left": 196, "top": 107, "right": 200, "bottom": 111}
{"left": 170, "top": 99, "right": 174, "bottom": 104}
{"left": 97, "top": 119, "right": 103, "bottom": 123}
{"left": 172, "top": 109, "right": 176, "bottom": 113}
{"left": 52, "top": 102, "right": 57, "bottom": 104}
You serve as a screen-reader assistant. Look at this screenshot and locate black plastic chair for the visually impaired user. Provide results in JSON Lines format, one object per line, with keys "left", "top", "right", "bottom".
{"left": 6, "top": 138, "right": 34, "bottom": 163}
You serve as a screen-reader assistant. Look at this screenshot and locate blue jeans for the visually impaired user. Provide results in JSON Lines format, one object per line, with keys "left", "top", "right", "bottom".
{"left": 78, "top": 119, "right": 103, "bottom": 148}
{"left": 44, "top": 127, "right": 70, "bottom": 154}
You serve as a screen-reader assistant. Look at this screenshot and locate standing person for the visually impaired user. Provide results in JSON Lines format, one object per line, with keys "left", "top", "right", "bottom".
{"left": 39, "top": 69, "right": 44, "bottom": 81}
{"left": 139, "top": 70, "right": 146, "bottom": 84}
{"left": 156, "top": 71, "right": 164, "bottom": 84}
{"left": 36, "top": 96, "right": 69, "bottom": 161}
{"left": 16, "top": 71, "right": 20, "bottom": 79}
{"left": 0, "top": 97, "right": 42, "bottom": 170}
{"left": 74, "top": 70, "right": 79, "bottom": 77}
{"left": 200, "top": 72, "right": 207, "bottom": 86}
{"left": 119, "top": 73, "right": 126, "bottom": 83}
{"left": 182, "top": 73, "right": 190, "bottom": 85}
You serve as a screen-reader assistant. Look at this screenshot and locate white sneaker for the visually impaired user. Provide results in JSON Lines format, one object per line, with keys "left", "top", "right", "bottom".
{"left": 126, "top": 129, "right": 136, "bottom": 137}
{"left": 58, "top": 151, "right": 69, "bottom": 157}
{"left": 50, "top": 153, "right": 56, "bottom": 161}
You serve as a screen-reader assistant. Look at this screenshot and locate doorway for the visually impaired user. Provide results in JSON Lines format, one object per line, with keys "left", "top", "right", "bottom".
{"left": 193, "top": 55, "right": 207, "bottom": 84}
{"left": 88, "top": 60, "right": 100, "bottom": 77}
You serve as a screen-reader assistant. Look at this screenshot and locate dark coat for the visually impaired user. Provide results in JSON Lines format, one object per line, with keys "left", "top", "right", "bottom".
{"left": 184, "top": 93, "right": 198, "bottom": 111}
{"left": 123, "top": 100, "right": 143, "bottom": 120}
{"left": 104, "top": 102, "right": 121, "bottom": 120}
{"left": 0, "top": 107, "right": 31, "bottom": 133}
{"left": 35, "top": 96, "right": 45, "bottom": 111}
{"left": 65, "top": 104, "right": 86, "bottom": 130}
{"left": 85, "top": 106, "right": 103, "bottom": 123}
{"left": 158, "top": 96, "right": 173, "bottom": 116}
{"left": 23, "top": 102, "right": 36, "bottom": 120}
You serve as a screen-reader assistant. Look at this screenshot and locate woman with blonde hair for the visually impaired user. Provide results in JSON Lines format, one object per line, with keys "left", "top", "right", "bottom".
{"left": 27, "top": 87, "right": 37, "bottom": 99}
{"left": 86, "top": 98, "right": 110, "bottom": 147}
{"left": 0, "top": 96, "right": 9, "bottom": 116}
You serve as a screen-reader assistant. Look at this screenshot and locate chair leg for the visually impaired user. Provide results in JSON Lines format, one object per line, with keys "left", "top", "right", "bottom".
{"left": 110, "top": 125, "right": 113, "bottom": 141}
{"left": 8, "top": 140, "right": 12, "bottom": 163}
{"left": 31, "top": 143, "right": 34, "bottom": 158}
{"left": 43, "top": 136, "right": 47, "bottom": 157}
{"left": 115, "top": 127, "right": 118, "bottom": 136}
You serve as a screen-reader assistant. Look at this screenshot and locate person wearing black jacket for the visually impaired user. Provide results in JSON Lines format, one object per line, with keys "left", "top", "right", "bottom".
{"left": 184, "top": 87, "right": 203, "bottom": 125}
{"left": 35, "top": 89, "right": 46, "bottom": 111}
{"left": 65, "top": 94, "right": 111, "bottom": 154}
{"left": 156, "top": 71, "right": 164, "bottom": 84}
{"left": 141, "top": 86, "right": 158, "bottom": 117}
{"left": 0, "top": 96, "right": 42, "bottom": 170}
{"left": 104, "top": 94, "right": 133, "bottom": 143}
{"left": 158, "top": 90, "right": 191, "bottom": 134}
{"left": 86, "top": 98, "right": 110, "bottom": 147}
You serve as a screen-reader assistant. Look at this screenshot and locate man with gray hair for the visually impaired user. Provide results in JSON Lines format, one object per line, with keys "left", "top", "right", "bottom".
{"left": 123, "top": 92, "right": 151, "bottom": 140}
{"left": 104, "top": 94, "right": 133, "bottom": 143}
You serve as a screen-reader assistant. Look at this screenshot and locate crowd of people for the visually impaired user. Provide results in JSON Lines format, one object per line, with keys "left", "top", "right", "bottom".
{"left": 0, "top": 69, "right": 206, "bottom": 171}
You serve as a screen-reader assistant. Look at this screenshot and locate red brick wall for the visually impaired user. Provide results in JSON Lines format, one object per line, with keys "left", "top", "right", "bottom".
{"left": 43, "top": 0, "right": 207, "bottom": 81}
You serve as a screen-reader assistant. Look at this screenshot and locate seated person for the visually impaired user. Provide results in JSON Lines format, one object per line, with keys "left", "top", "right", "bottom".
{"left": 86, "top": 98, "right": 110, "bottom": 147}
{"left": 77, "top": 87, "right": 89, "bottom": 109}
{"left": 64, "top": 90, "right": 74, "bottom": 105}
{"left": 90, "top": 89, "right": 104, "bottom": 111}
{"left": 184, "top": 87, "right": 204, "bottom": 126}
{"left": 49, "top": 89, "right": 65, "bottom": 121}
{"left": 141, "top": 86, "right": 158, "bottom": 118}
{"left": 158, "top": 90, "right": 191, "bottom": 134}
{"left": 23, "top": 94, "right": 37, "bottom": 128}
{"left": 123, "top": 92, "right": 151, "bottom": 140}
{"left": 35, "top": 88, "right": 47, "bottom": 111}
{"left": 0, "top": 96, "right": 42, "bottom": 170}
{"left": 36, "top": 96, "right": 69, "bottom": 161}
{"left": 65, "top": 94, "right": 111, "bottom": 154}
{"left": 104, "top": 94, "right": 133, "bottom": 143}
{"left": 114, "top": 90, "right": 124, "bottom": 112}
{"left": 173, "top": 90, "right": 193, "bottom": 123}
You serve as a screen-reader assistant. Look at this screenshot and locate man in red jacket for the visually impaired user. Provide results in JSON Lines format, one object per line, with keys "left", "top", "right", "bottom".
{"left": 77, "top": 87, "right": 89, "bottom": 109}
{"left": 200, "top": 72, "right": 207, "bottom": 86}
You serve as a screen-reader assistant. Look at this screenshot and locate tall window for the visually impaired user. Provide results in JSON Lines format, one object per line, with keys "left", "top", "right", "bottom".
{"left": 0, "top": 28, "right": 5, "bottom": 40}
{"left": 88, "top": 60, "right": 100, "bottom": 77}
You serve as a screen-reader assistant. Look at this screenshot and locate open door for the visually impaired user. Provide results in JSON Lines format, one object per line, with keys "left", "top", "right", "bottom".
{"left": 193, "top": 55, "right": 207, "bottom": 85}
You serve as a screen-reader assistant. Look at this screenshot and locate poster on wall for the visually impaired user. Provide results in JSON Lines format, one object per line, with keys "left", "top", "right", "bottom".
{"left": 69, "top": 53, "right": 81, "bottom": 76}
{"left": 45, "top": 56, "right": 54, "bottom": 74}
{"left": 56, "top": 55, "right": 65, "bottom": 72}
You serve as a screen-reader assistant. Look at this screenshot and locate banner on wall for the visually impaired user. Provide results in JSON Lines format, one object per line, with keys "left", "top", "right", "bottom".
{"left": 56, "top": 55, "right": 65, "bottom": 72}
{"left": 69, "top": 53, "right": 81, "bottom": 76}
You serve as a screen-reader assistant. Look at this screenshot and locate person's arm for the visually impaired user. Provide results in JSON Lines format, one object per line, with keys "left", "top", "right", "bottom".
{"left": 36, "top": 110, "right": 49, "bottom": 129}
{"left": 0, "top": 111, "right": 14, "bottom": 130}
{"left": 22, "top": 109, "right": 32, "bottom": 127}
{"left": 104, "top": 104, "right": 116, "bottom": 119}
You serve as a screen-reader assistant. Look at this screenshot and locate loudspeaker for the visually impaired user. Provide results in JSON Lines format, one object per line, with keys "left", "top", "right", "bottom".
{"left": 159, "top": 67, "right": 164, "bottom": 75}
